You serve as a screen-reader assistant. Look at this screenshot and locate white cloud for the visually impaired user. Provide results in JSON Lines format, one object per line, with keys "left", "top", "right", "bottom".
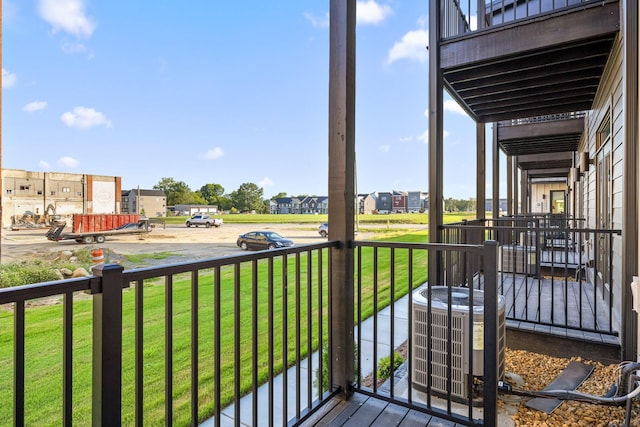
{"left": 38, "top": 0, "right": 96, "bottom": 38}
{"left": 23, "top": 101, "right": 48, "bottom": 112}
{"left": 444, "top": 100, "right": 467, "bottom": 116}
{"left": 259, "top": 177, "right": 273, "bottom": 188}
{"left": 303, "top": 11, "right": 329, "bottom": 28}
{"left": 379, "top": 145, "right": 390, "bottom": 152}
{"left": 3, "top": 69, "right": 17, "bottom": 88}
{"left": 386, "top": 30, "right": 428, "bottom": 65}
{"left": 418, "top": 129, "right": 429, "bottom": 144}
{"left": 419, "top": 129, "right": 449, "bottom": 144}
{"left": 204, "top": 147, "right": 224, "bottom": 160}
{"left": 61, "top": 40, "right": 89, "bottom": 55}
{"left": 357, "top": 1, "right": 392, "bottom": 25}
{"left": 61, "top": 106, "right": 111, "bottom": 129}
{"left": 399, "top": 136, "right": 413, "bottom": 143}
{"left": 38, "top": 160, "right": 51, "bottom": 170}
{"left": 57, "top": 156, "right": 79, "bottom": 168}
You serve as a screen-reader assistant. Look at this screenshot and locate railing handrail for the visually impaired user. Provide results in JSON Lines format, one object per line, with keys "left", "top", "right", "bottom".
{"left": 497, "top": 111, "right": 587, "bottom": 127}
{"left": 0, "top": 242, "right": 337, "bottom": 304}
{"left": 441, "top": 223, "right": 622, "bottom": 236}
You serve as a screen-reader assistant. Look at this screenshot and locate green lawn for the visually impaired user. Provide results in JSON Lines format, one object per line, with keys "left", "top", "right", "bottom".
{"left": 158, "top": 212, "right": 477, "bottom": 226}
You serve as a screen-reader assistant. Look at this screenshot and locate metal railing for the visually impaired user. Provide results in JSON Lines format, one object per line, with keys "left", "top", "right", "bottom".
{"left": 441, "top": 217, "right": 621, "bottom": 336}
{"left": 351, "top": 240, "right": 500, "bottom": 427}
{"left": 1, "top": 243, "right": 337, "bottom": 426}
{"left": 0, "top": 239, "right": 501, "bottom": 427}
{"left": 441, "top": 0, "right": 605, "bottom": 39}
{"left": 497, "top": 111, "right": 587, "bottom": 127}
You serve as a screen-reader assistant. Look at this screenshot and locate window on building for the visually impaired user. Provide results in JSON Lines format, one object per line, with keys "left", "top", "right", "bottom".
{"left": 62, "top": 187, "right": 71, "bottom": 193}
{"left": 6, "top": 189, "right": 12, "bottom": 195}
{"left": 50, "top": 191, "right": 56, "bottom": 196}
{"left": 19, "top": 185, "right": 30, "bottom": 191}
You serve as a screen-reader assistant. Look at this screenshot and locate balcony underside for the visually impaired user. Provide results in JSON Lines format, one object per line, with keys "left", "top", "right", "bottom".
{"left": 497, "top": 115, "right": 584, "bottom": 176}
{"left": 498, "top": 116, "right": 584, "bottom": 155}
{"left": 441, "top": 0, "right": 620, "bottom": 122}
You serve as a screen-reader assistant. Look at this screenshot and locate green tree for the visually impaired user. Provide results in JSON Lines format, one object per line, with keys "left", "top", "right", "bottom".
{"left": 444, "top": 197, "right": 457, "bottom": 212}
{"left": 262, "top": 199, "right": 271, "bottom": 214}
{"left": 153, "top": 177, "right": 202, "bottom": 206}
{"left": 217, "top": 195, "right": 233, "bottom": 212}
{"left": 229, "top": 183, "right": 264, "bottom": 212}
{"left": 198, "top": 183, "right": 225, "bottom": 205}
{"left": 271, "top": 192, "right": 287, "bottom": 200}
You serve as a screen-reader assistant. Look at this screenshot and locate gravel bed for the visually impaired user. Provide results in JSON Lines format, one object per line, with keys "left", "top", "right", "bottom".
{"left": 504, "top": 349, "right": 640, "bottom": 426}
{"left": 363, "top": 344, "right": 640, "bottom": 426}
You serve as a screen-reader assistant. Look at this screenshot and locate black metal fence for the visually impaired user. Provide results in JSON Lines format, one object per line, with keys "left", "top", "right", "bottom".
{"left": 0, "top": 239, "right": 502, "bottom": 427}
{"left": 441, "top": 217, "right": 621, "bottom": 336}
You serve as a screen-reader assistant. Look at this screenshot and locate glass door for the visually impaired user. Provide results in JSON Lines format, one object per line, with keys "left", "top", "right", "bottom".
{"left": 550, "top": 190, "right": 565, "bottom": 214}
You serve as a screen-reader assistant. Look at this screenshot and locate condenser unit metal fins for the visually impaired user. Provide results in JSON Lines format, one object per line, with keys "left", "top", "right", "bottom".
{"left": 411, "top": 286, "right": 506, "bottom": 401}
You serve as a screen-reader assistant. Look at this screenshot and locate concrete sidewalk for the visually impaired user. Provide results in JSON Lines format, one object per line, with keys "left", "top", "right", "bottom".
{"left": 200, "top": 292, "right": 414, "bottom": 427}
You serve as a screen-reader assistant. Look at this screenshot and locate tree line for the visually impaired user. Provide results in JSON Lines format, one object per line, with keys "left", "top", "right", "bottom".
{"left": 153, "top": 178, "right": 309, "bottom": 214}
{"left": 444, "top": 197, "right": 477, "bottom": 212}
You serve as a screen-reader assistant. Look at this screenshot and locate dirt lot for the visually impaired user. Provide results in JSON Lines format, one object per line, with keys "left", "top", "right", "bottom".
{"left": 0, "top": 223, "right": 381, "bottom": 265}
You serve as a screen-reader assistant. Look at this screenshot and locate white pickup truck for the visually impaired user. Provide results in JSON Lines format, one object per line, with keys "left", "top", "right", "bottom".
{"left": 185, "top": 214, "right": 223, "bottom": 228}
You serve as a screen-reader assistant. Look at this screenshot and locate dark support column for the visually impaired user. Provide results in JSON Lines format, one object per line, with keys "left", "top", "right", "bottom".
{"left": 507, "top": 156, "right": 513, "bottom": 216}
{"left": 328, "top": 0, "right": 356, "bottom": 397}
{"left": 492, "top": 125, "right": 500, "bottom": 219}
{"left": 477, "top": 123, "right": 486, "bottom": 219}
{"left": 482, "top": 241, "right": 499, "bottom": 427}
{"left": 622, "top": 0, "right": 639, "bottom": 361}
{"left": 513, "top": 158, "right": 519, "bottom": 215}
{"left": 521, "top": 169, "right": 527, "bottom": 214}
{"left": 429, "top": 0, "right": 444, "bottom": 285}
{"left": 91, "top": 264, "right": 124, "bottom": 427}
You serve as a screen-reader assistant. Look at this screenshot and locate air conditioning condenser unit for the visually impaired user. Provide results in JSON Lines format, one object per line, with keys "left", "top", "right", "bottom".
{"left": 411, "top": 286, "right": 506, "bottom": 401}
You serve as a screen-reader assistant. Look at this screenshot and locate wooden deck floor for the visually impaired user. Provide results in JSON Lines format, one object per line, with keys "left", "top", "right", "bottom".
{"left": 299, "top": 392, "right": 462, "bottom": 427}
{"left": 496, "top": 271, "right": 618, "bottom": 343}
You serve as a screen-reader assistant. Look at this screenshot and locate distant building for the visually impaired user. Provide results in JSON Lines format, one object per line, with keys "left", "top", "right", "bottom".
{"left": 485, "top": 198, "right": 508, "bottom": 213}
{"left": 299, "top": 196, "right": 328, "bottom": 214}
{"left": 271, "top": 197, "right": 298, "bottom": 214}
{"left": 376, "top": 192, "right": 392, "bottom": 214}
{"left": 358, "top": 193, "right": 377, "bottom": 214}
{"left": 172, "top": 204, "right": 219, "bottom": 216}
{"left": 407, "top": 191, "right": 427, "bottom": 213}
{"left": 391, "top": 191, "right": 408, "bottom": 213}
{"left": 122, "top": 189, "right": 167, "bottom": 217}
{"left": 2, "top": 168, "right": 122, "bottom": 228}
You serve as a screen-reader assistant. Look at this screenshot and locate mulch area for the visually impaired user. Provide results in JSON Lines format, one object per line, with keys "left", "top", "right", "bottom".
{"left": 361, "top": 342, "right": 640, "bottom": 426}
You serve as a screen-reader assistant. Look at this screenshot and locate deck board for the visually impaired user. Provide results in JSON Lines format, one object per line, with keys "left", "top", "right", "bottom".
{"left": 300, "top": 394, "right": 464, "bottom": 427}
{"left": 495, "top": 270, "right": 614, "bottom": 335}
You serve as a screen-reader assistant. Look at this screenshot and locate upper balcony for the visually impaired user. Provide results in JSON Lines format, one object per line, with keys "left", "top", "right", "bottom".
{"left": 438, "top": 0, "right": 620, "bottom": 122}
{"left": 497, "top": 112, "right": 585, "bottom": 178}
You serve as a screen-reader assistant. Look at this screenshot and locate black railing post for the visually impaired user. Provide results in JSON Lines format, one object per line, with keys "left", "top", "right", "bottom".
{"left": 90, "top": 264, "right": 124, "bottom": 427}
{"left": 483, "top": 241, "right": 498, "bottom": 427}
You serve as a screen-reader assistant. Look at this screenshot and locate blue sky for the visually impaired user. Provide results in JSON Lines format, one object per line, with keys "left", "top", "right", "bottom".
{"left": 3, "top": 0, "right": 491, "bottom": 200}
